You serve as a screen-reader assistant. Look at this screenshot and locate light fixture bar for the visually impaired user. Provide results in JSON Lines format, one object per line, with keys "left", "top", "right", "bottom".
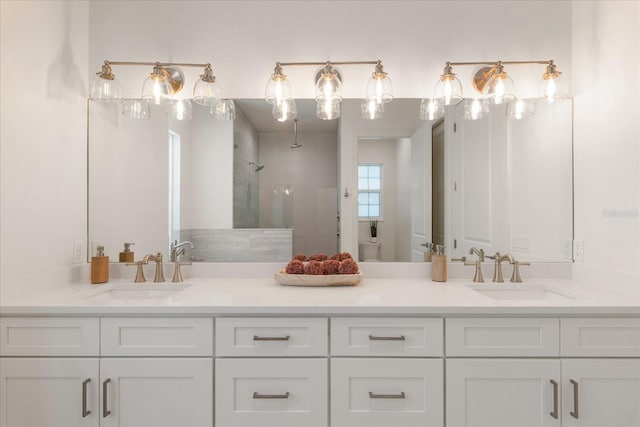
{"left": 276, "top": 60, "right": 381, "bottom": 67}
{"left": 103, "top": 60, "right": 211, "bottom": 68}
{"left": 447, "top": 60, "right": 553, "bottom": 66}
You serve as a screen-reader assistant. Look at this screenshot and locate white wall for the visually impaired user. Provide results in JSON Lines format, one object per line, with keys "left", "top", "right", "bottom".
{"left": 572, "top": 1, "right": 640, "bottom": 295}
{"left": 0, "top": 1, "right": 89, "bottom": 296}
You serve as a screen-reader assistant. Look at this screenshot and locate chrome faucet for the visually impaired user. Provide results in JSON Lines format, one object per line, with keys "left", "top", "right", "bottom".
{"left": 142, "top": 252, "right": 165, "bottom": 282}
{"left": 170, "top": 240, "right": 194, "bottom": 262}
{"left": 464, "top": 247, "right": 486, "bottom": 282}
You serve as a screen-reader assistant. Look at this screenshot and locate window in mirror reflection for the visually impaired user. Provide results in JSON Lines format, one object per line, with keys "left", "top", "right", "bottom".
{"left": 358, "top": 164, "right": 382, "bottom": 218}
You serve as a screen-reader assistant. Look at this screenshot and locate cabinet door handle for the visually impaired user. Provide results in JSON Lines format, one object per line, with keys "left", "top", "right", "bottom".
{"left": 253, "top": 335, "right": 290, "bottom": 341}
{"left": 252, "top": 391, "right": 290, "bottom": 399}
{"left": 570, "top": 379, "right": 579, "bottom": 419}
{"left": 368, "top": 334, "right": 406, "bottom": 341}
{"left": 82, "top": 378, "right": 91, "bottom": 418}
{"left": 102, "top": 378, "right": 111, "bottom": 418}
{"left": 549, "top": 380, "right": 558, "bottom": 419}
{"left": 369, "top": 391, "right": 406, "bottom": 399}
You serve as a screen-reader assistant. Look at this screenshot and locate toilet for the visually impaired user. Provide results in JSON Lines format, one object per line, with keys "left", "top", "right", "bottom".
{"left": 359, "top": 241, "right": 381, "bottom": 261}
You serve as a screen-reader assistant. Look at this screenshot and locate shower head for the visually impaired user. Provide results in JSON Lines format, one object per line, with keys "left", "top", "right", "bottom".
{"left": 290, "top": 118, "right": 302, "bottom": 149}
{"left": 249, "top": 161, "right": 264, "bottom": 172}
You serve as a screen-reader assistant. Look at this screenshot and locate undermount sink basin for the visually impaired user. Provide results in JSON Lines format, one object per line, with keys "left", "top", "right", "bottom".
{"left": 86, "top": 283, "right": 190, "bottom": 302}
{"left": 466, "top": 283, "right": 577, "bottom": 301}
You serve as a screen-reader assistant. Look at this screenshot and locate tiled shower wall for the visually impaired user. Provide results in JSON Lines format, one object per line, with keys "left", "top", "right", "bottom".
{"left": 233, "top": 105, "right": 260, "bottom": 228}
{"left": 179, "top": 229, "right": 292, "bottom": 262}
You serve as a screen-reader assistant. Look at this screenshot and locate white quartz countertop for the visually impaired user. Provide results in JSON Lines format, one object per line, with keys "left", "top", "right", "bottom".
{"left": 2, "top": 275, "right": 639, "bottom": 316}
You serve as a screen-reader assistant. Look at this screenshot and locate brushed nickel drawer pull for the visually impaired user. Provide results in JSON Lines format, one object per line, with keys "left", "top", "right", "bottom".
{"left": 253, "top": 391, "right": 290, "bottom": 399}
{"left": 570, "top": 379, "right": 579, "bottom": 419}
{"left": 102, "top": 379, "right": 111, "bottom": 418}
{"left": 82, "top": 378, "right": 91, "bottom": 418}
{"left": 550, "top": 379, "right": 558, "bottom": 419}
{"left": 369, "top": 392, "right": 406, "bottom": 399}
{"left": 368, "top": 334, "right": 406, "bottom": 341}
{"left": 253, "top": 335, "right": 290, "bottom": 341}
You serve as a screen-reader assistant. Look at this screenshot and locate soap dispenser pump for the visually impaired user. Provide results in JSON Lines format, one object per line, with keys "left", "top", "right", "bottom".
{"left": 119, "top": 242, "right": 135, "bottom": 263}
{"left": 431, "top": 245, "right": 447, "bottom": 282}
{"left": 91, "top": 246, "right": 109, "bottom": 284}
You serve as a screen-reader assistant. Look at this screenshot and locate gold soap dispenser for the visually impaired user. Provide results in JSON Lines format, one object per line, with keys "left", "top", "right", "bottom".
{"left": 119, "top": 242, "right": 135, "bottom": 263}
{"left": 91, "top": 246, "right": 109, "bottom": 284}
{"left": 431, "top": 245, "right": 447, "bottom": 282}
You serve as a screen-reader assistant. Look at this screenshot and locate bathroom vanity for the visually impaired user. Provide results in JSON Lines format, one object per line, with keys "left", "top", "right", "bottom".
{"left": 1, "top": 273, "right": 639, "bottom": 427}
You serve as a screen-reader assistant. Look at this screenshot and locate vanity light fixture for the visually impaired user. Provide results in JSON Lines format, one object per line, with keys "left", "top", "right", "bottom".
{"left": 264, "top": 60, "right": 393, "bottom": 121}
{"left": 424, "top": 59, "right": 567, "bottom": 121}
{"left": 90, "top": 60, "right": 222, "bottom": 108}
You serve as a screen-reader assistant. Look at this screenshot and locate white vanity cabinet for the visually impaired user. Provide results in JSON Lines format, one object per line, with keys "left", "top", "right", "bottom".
{"left": 330, "top": 318, "right": 444, "bottom": 427}
{"left": 0, "top": 317, "right": 213, "bottom": 427}
{"left": 446, "top": 317, "right": 640, "bottom": 427}
{"left": 215, "top": 317, "right": 329, "bottom": 427}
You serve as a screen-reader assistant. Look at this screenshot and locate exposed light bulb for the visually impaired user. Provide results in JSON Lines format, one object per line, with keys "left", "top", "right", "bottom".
{"left": 543, "top": 78, "right": 557, "bottom": 103}
{"left": 443, "top": 79, "right": 455, "bottom": 105}
{"left": 375, "top": 78, "right": 384, "bottom": 104}
{"left": 277, "top": 100, "right": 290, "bottom": 122}
{"left": 367, "top": 98, "right": 377, "bottom": 119}
{"left": 470, "top": 99, "right": 483, "bottom": 120}
{"left": 152, "top": 78, "right": 164, "bottom": 104}
{"left": 493, "top": 77, "right": 506, "bottom": 105}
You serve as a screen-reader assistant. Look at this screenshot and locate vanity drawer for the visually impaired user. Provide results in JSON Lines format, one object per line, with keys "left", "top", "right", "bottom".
{"left": 0, "top": 317, "right": 99, "bottom": 356}
{"left": 331, "top": 317, "right": 443, "bottom": 357}
{"left": 561, "top": 317, "right": 640, "bottom": 357}
{"left": 100, "top": 317, "right": 213, "bottom": 356}
{"left": 446, "top": 317, "right": 559, "bottom": 357}
{"left": 215, "top": 358, "right": 328, "bottom": 427}
{"left": 331, "top": 358, "right": 443, "bottom": 427}
{"left": 216, "top": 317, "right": 328, "bottom": 357}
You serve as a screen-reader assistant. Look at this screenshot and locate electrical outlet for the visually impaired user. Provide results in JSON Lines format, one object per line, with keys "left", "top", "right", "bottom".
{"left": 72, "top": 241, "right": 85, "bottom": 264}
{"left": 573, "top": 240, "right": 584, "bottom": 261}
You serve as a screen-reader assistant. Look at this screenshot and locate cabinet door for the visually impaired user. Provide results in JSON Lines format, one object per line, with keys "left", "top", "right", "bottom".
{"left": 447, "top": 359, "right": 561, "bottom": 427}
{"left": 562, "top": 359, "right": 640, "bottom": 427}
{"left": 0, "top": 358, "right": 99, "bottom": 427}
{"left": 99, "top": 358, "right": 212, "bottom": 427}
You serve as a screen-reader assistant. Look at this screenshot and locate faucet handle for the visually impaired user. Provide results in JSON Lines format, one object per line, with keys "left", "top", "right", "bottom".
{"left": 451, "top": 256, "right": 467, "bottom": 262}
{"left": 486, "top": 252, "right": 500, "bottom": 261}
{"left": 510, "top": 260, "right": 531, "bottom": 283}
{"left": 126, "top": 261, "right": 146, "bottom": 283}
{"left": 464, "top": 260, "right": 485, "bottom": 282}
{"left": 172, "top": 261, "right": 192, "bottom": 283}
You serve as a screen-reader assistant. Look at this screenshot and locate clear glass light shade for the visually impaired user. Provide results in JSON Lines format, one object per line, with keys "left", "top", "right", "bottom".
{"left": 507, "top": 98, "right": 535, "bottom": 120}
{"left": 463, "top": 98, "right": 489, "bottom": 121}
{"left": 265, "top": 76, "right": 293, "bottom": 105}
{"left": 170, "top": 99, "right": 193, "bottom": 121}
{"left": 141, "top": 75, "right": 172, "bottom": 105}
{"left": 434, "top": 75, "right": 463, "bottom": 106}
{"left": 315, "top": 71, "right": 343, "bottom": 104}
{"left": 272, "top": 98, "right": 297, "bottom": 122}
{"left": 539, "top": 74, "right": 569, "bottom": 102}
{"left": 122, "top": 99, "right": 150, "bottom": 119}
{"left": 316, "top": 99, "right": 340, "bottom": 120}
{"left": 90, "top": 75, "right": 122, "bottom": 101}
{"left": 361, "top": 98, "right": 384, "bottom": 120}
{"left": 420, "top": 98, "right": 444, "bottom": 121}
{"left": 365, "top": 75, "right": 393, "bottom": 104}
{"left": 193, "top": 78, "right": 221, "bottom": 106}
{"left": 211, "top": 99, "right": 236, "bottom": 120}
{"left": 487, "top": 74, "right": 516, "bottom": 105}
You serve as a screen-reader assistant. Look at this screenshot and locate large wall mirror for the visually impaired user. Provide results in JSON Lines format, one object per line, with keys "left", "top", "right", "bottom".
{"left": 88, "top": 97, "right": 573, "bottom": 263}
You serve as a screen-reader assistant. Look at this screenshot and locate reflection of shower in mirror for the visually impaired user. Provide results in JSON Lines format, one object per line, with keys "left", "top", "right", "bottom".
{"left": 291, "top": 119, "right": 302, "bottom": 149}
{"left": 249, "top": 161, "right": 265, "bottom": 172}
